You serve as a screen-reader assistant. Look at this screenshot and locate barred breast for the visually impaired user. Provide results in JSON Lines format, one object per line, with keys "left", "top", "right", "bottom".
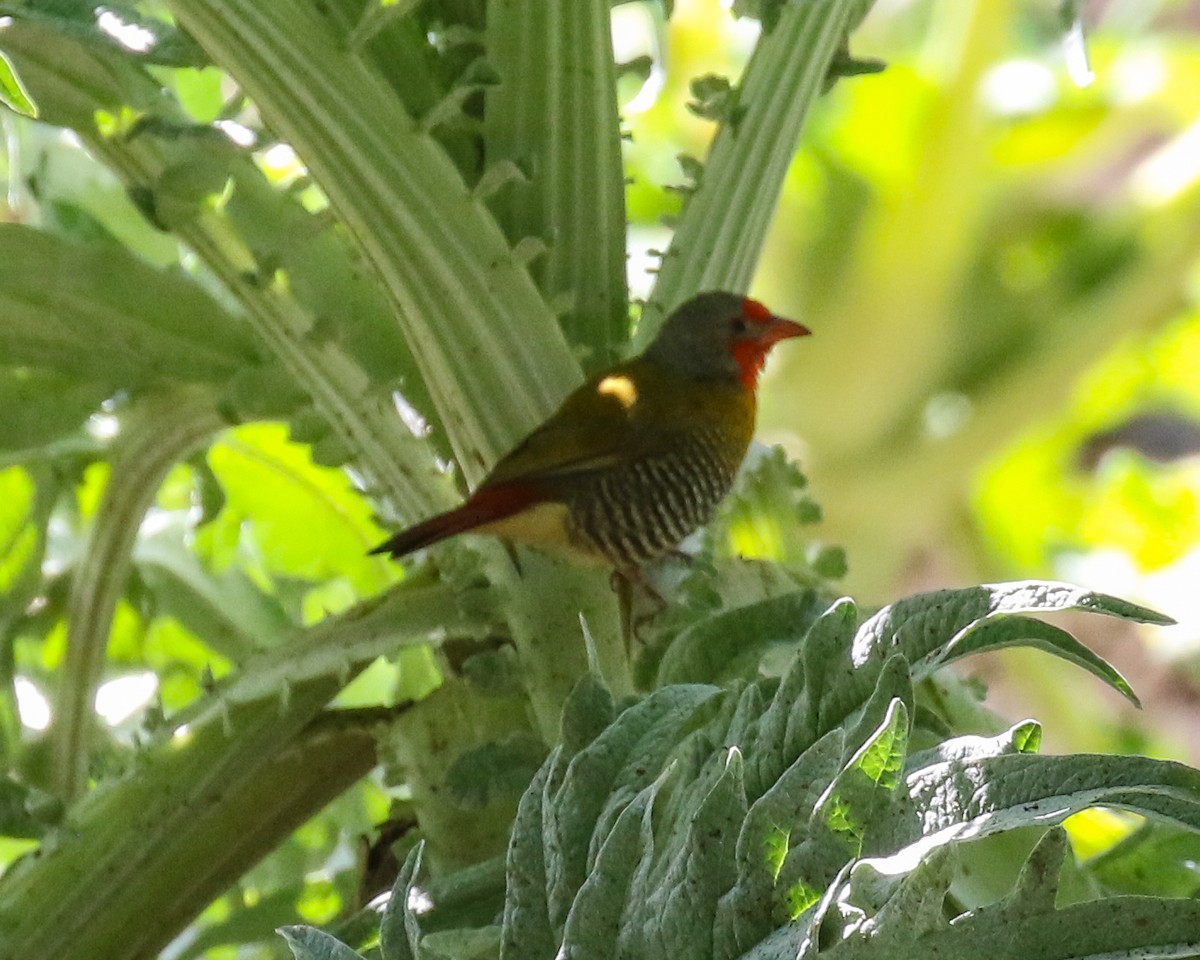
{"left": 564, "top": 426, "right": 746, "bottom": 568}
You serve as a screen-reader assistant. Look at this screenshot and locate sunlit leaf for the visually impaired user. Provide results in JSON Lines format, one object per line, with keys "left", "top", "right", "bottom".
{"left": 0, "top": 467, "right": 36, "bottom": 592}
{"left": 205, "top": 423, "right": 390, "bottom": 597}
{"left": 0, "top": 47, "right": 37, "bottom": 116}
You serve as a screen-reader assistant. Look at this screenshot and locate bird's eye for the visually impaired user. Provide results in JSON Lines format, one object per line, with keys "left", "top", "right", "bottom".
{"left": 731, "top": 317, "right": 748, "bottom": 334}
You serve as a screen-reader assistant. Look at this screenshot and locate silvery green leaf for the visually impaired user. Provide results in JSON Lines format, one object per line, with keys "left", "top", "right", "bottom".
{"left": 380, "top": 843, "right": 426, "bottom": 960}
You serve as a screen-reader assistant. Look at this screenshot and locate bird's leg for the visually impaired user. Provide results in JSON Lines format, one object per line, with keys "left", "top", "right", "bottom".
{"left": 502, "top": 540, "right": 525, "bottom": 576}
{"left": 610, "top": 566, "right": 668, "bottom": 644}
{"left": 611, "top": 569, "right": 635, "bottom": 657}
{"left": 665, "top": 548, "right": 696, "bottom": 566}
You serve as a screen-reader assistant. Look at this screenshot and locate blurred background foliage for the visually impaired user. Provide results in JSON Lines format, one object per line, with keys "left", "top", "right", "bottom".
{"left": 4, "top": 0, "right": 1200, "bottom": 955}
{"left": 620, "top": 0, "right": 1200, "bottom": 765}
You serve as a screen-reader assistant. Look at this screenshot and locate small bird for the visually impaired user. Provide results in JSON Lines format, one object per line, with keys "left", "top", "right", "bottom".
{"left": 371, "top": 291, "right": 809, "bottom": 571}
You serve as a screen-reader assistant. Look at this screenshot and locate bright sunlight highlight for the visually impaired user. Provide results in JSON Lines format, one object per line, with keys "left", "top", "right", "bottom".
{"left": 95, "top": 672, "right": 159, "bottom": 726}
{"left": 15, "top": 677, "right": 51, "bottom": 731}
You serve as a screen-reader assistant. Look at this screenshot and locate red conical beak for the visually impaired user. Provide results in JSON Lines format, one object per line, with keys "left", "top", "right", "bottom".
{"left": 761, "top": 314, "right": 811, "bottom": 345}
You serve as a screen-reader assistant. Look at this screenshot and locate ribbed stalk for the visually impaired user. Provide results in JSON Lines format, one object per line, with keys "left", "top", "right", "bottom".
{"left": 0, "top": 21, "right": 454, "bottom": 522}
{"left": 49, "top": 387, "right": 224, "bottom": 799}
{"left": 0, "top": 582, "right": 480, "bottom": 960}
{"left": 168, "top": 0, "right": 584, "bottom": 480}
{"left": 638, "top": 0, "right": 878, "bottom": 344}
{"left": 486, "top": 0, "right": 630, "bottom": 368}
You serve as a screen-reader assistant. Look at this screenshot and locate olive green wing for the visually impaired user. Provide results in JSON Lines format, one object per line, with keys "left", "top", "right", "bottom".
{"left": 482, "top": 361, "right": 660, "bottom": 488}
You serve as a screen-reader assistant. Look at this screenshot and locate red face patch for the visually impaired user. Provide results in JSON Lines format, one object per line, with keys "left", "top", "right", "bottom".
{"left": 741, "top": 298, "right": 772, "bottom": 324}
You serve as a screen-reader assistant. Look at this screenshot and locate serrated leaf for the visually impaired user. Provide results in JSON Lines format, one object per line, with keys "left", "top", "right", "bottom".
{"left": 560, "top": 672, "right": 616, "bottom": 756}
{"left": 0, "top": 224, "right": 258, "bottom": 385}
{"left": 872, "top": 752, "right": 1200, "bottom": 865}
{"left": 205, "top": 423, "right": 388, "bottom": 595}
{"left": 1003, "top": 826, "right": 1069, "bottom": 909}
{"left": 775, "top": 672, "right": 911, "bottom": 919}
{"left": 904, "top": 721, "right": 1043, "bottom": 776}
{"left": 811, "top": 658, "right": 912, "bottom": 862}
{"left": 380, "top": 843, "right": 425, "bottom": 960}
{"left": 930, "top": 614, "right": 1140, "bottom": 706}
{"left": 0, "top": 47, "right": 37, "bottom": 116}
{"left": 849, "top": 697, "right": 909, "bottom": 790}
{"left": 445, "top": 734, "right": 548, "bottom": 809}
{"left": 715, "top": 446, "right": 820, "bottom": 566}
{"left": 560, "top": 777, "right": 664, "bottom": 960}
{"left": 850, "top": 845, "right": 957, "bottom": 940}
{"left": 785, "top": 597, "right": 854, "bottom": 740}
{"left": 657, "top": 589, "right": 825, "bottom": 686}
{"left": 279, "top": 925, "right": 369, "bottom": 960}
{"left": 687, "top": 73, "right": 737, "bottom": 122}
{"left": 837, "top": 655, "right": 913, "bottom": 778}
{"left": 714, "top": 727, "right": 846, "bottom": 958}
{"left": 501, "top": 756, "right": 558, "bottom": 960}
{"left": 544, "top": 685, "right": 723, "bottom": 931}
{"left": 650, "top": 685, "right": 747, "bottom": 843}
{"left": 622, "top": 749, "right": 747, "bottom": 960}
{"left": 839, "top": 581, "right": 1166, "bottom": 728}
{"left": 801, "top": 857, "right": 1200, "bottom": 960}
{"left": 724, "top": 682, "right": 767, "bottom": 751}
{"left": 496, "top": 573, "right": 1196, "bottom": 960}
{"left": 856, "top": 581, "right": 1172, "bottom": 667}
{"left": 819, "top": 697, "right": 909, "bottom": 853}
{"left": 767, "top": 597, "right": 854, "bottom": 761}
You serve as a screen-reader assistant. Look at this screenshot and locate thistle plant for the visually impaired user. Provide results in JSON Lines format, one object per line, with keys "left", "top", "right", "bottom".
{"left": 2, "top": 3, "right": 1199, "bottom": 960}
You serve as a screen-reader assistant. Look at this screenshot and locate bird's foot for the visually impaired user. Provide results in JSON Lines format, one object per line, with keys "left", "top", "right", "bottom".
{"left": 611, "top": 567, "right": 669, "bottom": 643}
{"left": 665, "top": 548, "right": 697, "bottom": 566}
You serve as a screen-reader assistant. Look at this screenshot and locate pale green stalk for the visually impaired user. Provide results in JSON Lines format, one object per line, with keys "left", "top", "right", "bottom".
{"left": 0, "top": 582, "right": 483, "bottom": 960}
{"left": 638, "top": 0, "right": 879, "bottom": 344}
{"left": 486, "top": 0, "right": 629, "bottom": 367}
{"left": 0, "top": 20, "right": 453, "bottom": 521}
{"left": 169, "top": 0, "right": 584, "bottom": 480}
{"left": 50, "top": 388, "right": 224, "bottom": 799}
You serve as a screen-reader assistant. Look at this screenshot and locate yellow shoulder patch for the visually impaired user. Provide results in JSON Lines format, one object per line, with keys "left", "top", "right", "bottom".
{"left": 596, "top": 374, "right": 638, "bottom": 411}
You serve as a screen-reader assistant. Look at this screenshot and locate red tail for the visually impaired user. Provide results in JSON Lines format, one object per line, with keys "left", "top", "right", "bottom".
{"left": 369, "top": 483, "right": 539, "bottom": 559}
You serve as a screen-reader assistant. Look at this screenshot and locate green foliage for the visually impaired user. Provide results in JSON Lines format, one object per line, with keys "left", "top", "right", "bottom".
{"left": 0, "top": 49, "right": 34, "bottom": 114}
{"left": 293, "top": 582, "right": 1196, "bottom": 960}
{"left": 2, "top": 2, "right": 1199, "bottom": 960}
{"left": 0, "top": 224, "right": 258, "bottom": 386}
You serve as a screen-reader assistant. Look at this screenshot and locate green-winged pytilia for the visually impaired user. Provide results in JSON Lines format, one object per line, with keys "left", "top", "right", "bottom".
{"left": 371, "top": 291, "right": 810, "bottom": 571}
